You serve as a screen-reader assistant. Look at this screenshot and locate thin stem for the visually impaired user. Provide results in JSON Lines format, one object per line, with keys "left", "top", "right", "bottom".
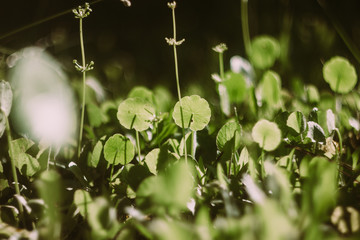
{"left": 5, "top": 116, "right": 24, "bottom": 218}
{"left": 335, "top": 128, "right": 343, "bottom": 183}
{"left": 47, "top": 146, "right": 52, "bottom": 171}
{"left": 170, "top": 5, "right": 187, "bottom": 164}
{"left": 135, "top": 130, "right": 142, "bottom": 163}
{"left": 241, "top": 0, "right": 251, "bottom": 57}
{"left": 219, "top": 52, "right": 225, "bottom": 80}
{"left": 77, "top": 18, "right": 87, "bottom": 159}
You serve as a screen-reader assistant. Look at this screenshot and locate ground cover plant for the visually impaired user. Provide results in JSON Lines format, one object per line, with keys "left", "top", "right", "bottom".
{"left": 1, "top": 0, "right": 360, "bottom": 239}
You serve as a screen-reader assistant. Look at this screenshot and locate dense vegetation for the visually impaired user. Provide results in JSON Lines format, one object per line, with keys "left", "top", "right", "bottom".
{"left": 0, "top": 0, "right": 360, "bottom": 239}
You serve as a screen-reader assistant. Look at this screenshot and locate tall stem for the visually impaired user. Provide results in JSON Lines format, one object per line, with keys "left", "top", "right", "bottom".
{"left": 170, "top": 4, "right": 187, "bottom": 163}
{"left": 135, "top": 130, "right": 142, "bottom": 163}
{"left": 241, "top": 0, "right": 251, "bottom": 57}
{"left": 77, "top": 18, "right": 87, "bottom": 159}
{"left": 5, "top": 116, "right": 24, "bottom": 216}
{"left": 219, "top": 52, "right": 225, "bottom": 80}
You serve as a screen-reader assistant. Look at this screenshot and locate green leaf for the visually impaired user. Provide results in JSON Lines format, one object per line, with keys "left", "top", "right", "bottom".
{"left": 128, "top": 86, "right": 155, "bottom": 105}
{"left": 250, "top": 36, "right": 280, "bottom": 69}
{"left": 261, "top": 71, "right": 281, "bottom": 108}
{"left": 222, "top": 71, "right": 247, "bottom": 104}
{"left": 104, "top": 134, "right": 135, "bottom": 165}
{"left": 36, "top": 170, "right": 62, "bottom": 239}
{"left": 323, "top": 56, "right": 357, "bottom": 94}
{"left": 287, "top": 111, "right": 307, "bottom": 134}
{"left": 136, "top": 161, "right": 196, "bottom": 213}
{"left": 216, "top": 121, "right": 242, "bottom": 151}
{"left": 144, "top": 148, "right": 160, "bottom": 175}
{"left": 173, "top": 95, "right": 211, "bottom": 131}
{"left": 0, "top": 80, "right": 13, "bottom": 117}
{"left": 252, "top": 119, "right": 281, "bottom": 151}
{"left": 154, "top": 86, "right": 174, "bottom": 113}
{"left": 117, "top": 97, "right": 155, "bottom": 132}
{"left": 86, "top": 103, "right": 104, "bottom": 128}
{"left": 10, "top": 138, "right": 40, "bottom": 176}
{"left": 307, "top": 85, "right": 320, "bottom": 103}
{"left": 89, "top": 138, "right": 104, "bottom": 168}
{"left": 306, "top": 121, "right": 326, "bottom": 143}
{"left": 74, "top": 189, "right": 93, "bottom": 218}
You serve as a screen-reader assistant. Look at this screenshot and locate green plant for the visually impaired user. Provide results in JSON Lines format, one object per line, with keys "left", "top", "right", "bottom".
{"left": 73, "top": 2, "right": 94, "bottom": 159}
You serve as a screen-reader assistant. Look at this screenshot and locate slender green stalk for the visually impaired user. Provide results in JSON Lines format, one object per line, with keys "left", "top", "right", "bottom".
{"left": 73, "top": 3, "right": 94, "bottom": 159}
{"left": 77, "top": 18, "right": 86, "bottom": 159}
{"left": 241, "top": 0, "right": 251, "bottom": 57}
{"left": 335, "top": 128, "right": 343, "bottom": 183}
{"left": 5, "top": 116, "right": 24, "bottom": 217}
{"left": 219, "top": 52, "right": 225, "bottom": 80}
{"left": 135, "top": 130, "right": 142, "bottom": 162}
{"left": 166, "top": 2, "right": 187, "bottom": 163}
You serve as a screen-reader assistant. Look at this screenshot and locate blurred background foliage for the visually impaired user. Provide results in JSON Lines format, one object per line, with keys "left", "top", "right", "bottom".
{"left": 0, "top": 0, "right": 360, "bottom": 99}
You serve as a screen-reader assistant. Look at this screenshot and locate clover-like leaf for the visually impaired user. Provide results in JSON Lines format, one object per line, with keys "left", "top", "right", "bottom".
{"left": 222, "top": 71, "right": 247, "bottom": 104}
{"left": 216, "top": 121, "right": 242, "bottom": 151}
{"left": 104, "top": 134, "right": 134, "bottom": 165}
{"left": 173, "top": 95, "right": 211, "bottom": 131}
{"left": 0, "top": 80, "right": 13, "bottom": 117}
{"left": 252, "top": 119, "right": 281, "bottom": 151}
{"left": 323, "top": 56, "right": 357, "bottom": 94}
{"left": 117, "top": 97, "right": 155, "bottom": 132}
{"left": 250, "top": 35, "right": 280, "bottom": 69}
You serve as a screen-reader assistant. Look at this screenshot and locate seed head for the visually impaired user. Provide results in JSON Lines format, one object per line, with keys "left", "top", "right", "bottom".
{"left": 168, "top": 1, "right": 176, "bottom": 9}
{"left": 212, "top": 43, "right": 228, "bottom": 53}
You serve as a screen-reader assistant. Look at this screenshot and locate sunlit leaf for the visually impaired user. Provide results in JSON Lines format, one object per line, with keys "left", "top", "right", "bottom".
{"left": 252, "top": 119, "right": 281, "bottom": 151}
{"left": 10, "top": 138, "right": 40, "bottom": 176}
{"left": 117, "top": 97, "right": 155, "bottom": 132}
{"left": 216, "top": 121, "right": 242, "bottom": 151}
{"left": 128, "top": 86, "right": 155, "bottom": 105}
{"left": 89, "top": 138, "right": 104, "bottom": 168}
{"left": 307, "top": 85, "right": 320, "bottom": 103}
{"left": 104, "top": 134, "right": 134, "bottom": 165}
{"left": 261, "top": 71, "right": 281, "bottom": 108}
{"left": 144, "top": 148, "right": 160, "bottom": 175}
{"left": 287, "top": 111, "right": 306, "bottom": 134}
{"left": 222, "top": 71, "right": 247, "bottom": 104}
{"left": 173, "top": 95, "right": 211, "bottom": 131}
{"left": 306, "top": 121, "right": 326, "bottom": 143}
{"left": 74, "top": 189, "right": 93, "bottom": 218}
{"left": 250, "top": 35, "right": 280, "bottom": 69}
{"left": 326, "top": 109, "right": 336, "bottom": 133}
{"left": 323, "top": 56, "right": 357, "bottom": 94}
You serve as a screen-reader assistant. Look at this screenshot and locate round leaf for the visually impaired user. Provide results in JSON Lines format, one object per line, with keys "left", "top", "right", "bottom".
{"left": 0, "top": 80, "right": 13, "bottom": 117}
{"left": 323, "top": 56, "right": 357, "bottom": 94}
{"left": 128, "top": 86, "right": 155, "bottom": 105}
{"left": 216, "top": 121, "right": 242, "bottom": 151}
{"left": 172, "top": 95, "right": 211, "bottom": 131}
{"left": 252, "top": 119, "right": 281, "bottom": 151}
{"left": 250, "top": 36, "right": 280, "bottom": 69}
{"left": 104, "top": 134, "right": 134, "bottom": 165}
{"left": 222, "top": 71, "right": 247, "bottom": 104}
{"left": 117, "top": 97, "right": 155, "bottom": 132}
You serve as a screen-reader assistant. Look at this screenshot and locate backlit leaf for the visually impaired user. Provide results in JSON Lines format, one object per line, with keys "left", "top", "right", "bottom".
{"left": 323, "top": 56, "right": 357, "bottom": 94}
{"left": 104, "top": 134, "right": 134, "bottom": 165}
{"left": 216, "top": 121, "right": 242, "bottom": 151}
{"left": 252, "top": 119, "right": 281, "bottom": 151}
{"left": 250, "top": 36, "right": 280, "bottom": 69}
{"left": 173, "top": 95, "right": 211, "bottom": 131}
{"left": 117, "top": 97, "right": 155, "bottom": 132}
